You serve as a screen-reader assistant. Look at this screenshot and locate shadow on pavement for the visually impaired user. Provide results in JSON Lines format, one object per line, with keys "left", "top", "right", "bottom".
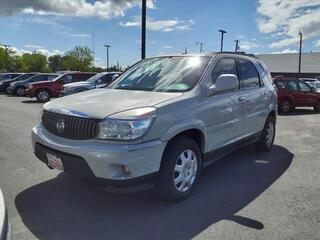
{"left": 279, "top": 108, "right": 318, "bottom": 116}
{"left": 21, "top": 100, "right": 42, "bottom": 104}
{"left": 15, "top": 145, "right": 293, "bottom": 240}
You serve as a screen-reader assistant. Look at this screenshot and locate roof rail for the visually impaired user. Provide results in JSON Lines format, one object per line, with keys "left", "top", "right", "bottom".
{"left": 208, "top": 51, "right": 259, "bottom": 59}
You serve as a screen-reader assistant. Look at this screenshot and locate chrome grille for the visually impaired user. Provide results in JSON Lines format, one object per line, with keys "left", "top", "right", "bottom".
{"left": 42, "top": 110, "right": 99, "bottom": 140}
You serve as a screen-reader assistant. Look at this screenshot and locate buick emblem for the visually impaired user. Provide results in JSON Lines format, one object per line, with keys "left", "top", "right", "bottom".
{"left": 56, "top": 119, "right": 65, "bottom": 134}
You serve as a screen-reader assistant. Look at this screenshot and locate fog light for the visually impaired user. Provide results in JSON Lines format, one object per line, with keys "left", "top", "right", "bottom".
{"left": 121, "top": 165, "right": 131, "bottom": 176}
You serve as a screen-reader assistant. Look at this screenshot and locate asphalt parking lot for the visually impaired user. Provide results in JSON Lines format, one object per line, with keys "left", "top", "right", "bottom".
{"left": 0, "top": 94, "right": 320, "bottom": 240}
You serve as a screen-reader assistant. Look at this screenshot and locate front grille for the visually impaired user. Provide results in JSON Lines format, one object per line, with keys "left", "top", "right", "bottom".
{"left": 42, "top": 110, "right": 99, "bottom": 140}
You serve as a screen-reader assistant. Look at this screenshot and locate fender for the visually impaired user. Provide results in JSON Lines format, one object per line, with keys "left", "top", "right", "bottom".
{"left": 160, "top": 118, "right": 208, "bottom": 152}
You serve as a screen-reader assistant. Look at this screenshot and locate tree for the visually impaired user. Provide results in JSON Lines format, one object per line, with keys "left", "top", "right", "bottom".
{"left": 21, "top": 53, "right": 48, "bottom": 72}
{"left": 63, "top": 46, "right": 93, "bottom": 71}
{"left": 48, "top": 55, "right": 63, "bottom": 72}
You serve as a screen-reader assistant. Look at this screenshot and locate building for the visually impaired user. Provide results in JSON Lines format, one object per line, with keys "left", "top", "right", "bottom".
{"left": 257, "top": 52, "right": 320, "bottom": 79}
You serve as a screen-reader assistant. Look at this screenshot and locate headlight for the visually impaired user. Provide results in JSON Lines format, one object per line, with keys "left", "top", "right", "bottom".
{"left": 98, "top": 107, "right": 156, "bottom": 140}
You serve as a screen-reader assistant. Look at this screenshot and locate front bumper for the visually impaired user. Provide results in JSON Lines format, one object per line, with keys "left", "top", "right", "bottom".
{"left": 32, "top": 124, "right": 166, "bottom": 189}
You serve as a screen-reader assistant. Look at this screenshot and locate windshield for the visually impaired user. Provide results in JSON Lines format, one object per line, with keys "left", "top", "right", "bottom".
{"left": 108, "top": 56, "right": 211, "bottom": 92}
{"left": 16, "top": 74, "right": 36, "bottom": 81}
{"left": 86, "top": 73, "right": 104, "bottom": 83}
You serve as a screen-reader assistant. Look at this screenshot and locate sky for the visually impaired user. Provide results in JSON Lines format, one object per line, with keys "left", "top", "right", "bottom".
{"left": 0, "top": 0, "right": 319, "bottom": 68}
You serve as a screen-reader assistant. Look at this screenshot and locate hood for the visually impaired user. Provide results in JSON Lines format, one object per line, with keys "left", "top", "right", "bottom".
{"left": 64, "top": 81, "right": 92, "bottom": 88}
{"left": 44, "top": 88, "right": 183, "bottom": 119}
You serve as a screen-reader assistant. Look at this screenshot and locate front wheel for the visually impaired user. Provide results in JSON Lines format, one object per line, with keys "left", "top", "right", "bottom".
{"left": 255, "top": 116, "right": 276, "bottom": 152}
{"left": 36, "top": 89, "right": 50, "bottom": 102}
{"left": 155, "top": 137, "right": 202, "bottom": 201}
{"left": 15, "top": 86, "right": 26, "bottom": 96}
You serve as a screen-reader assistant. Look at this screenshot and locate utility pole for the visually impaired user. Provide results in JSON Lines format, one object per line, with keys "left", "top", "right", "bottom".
{"left": 196, "top": 42, "right": 203, "bottom": 53}
{"left": 92, "top": 33, "right": 95, "bottom": 67}
{"left": 234, "top": 40, "right": 240, "bottom": 52}
{"left": 104, "top": 44, "right": 111, "bottom": 71}
{"left": 298, "top": 31, "right": 302, "bottom": 79}
{"left": 219, "top": 29, "right": 227, "bottom": 52}
{"left": 141, "top": 0, "right": 146, "bottom": 59}
{"left": 184, "top": 46, "right": 188, "bottom": 54}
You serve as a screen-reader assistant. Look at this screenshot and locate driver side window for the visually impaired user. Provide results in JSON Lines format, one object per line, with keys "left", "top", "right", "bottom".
{"left": 211, "top": 58, "right": 237, "bottom": 85}
{"left": 299, "top": 81, "right": 311, "bottom": 92}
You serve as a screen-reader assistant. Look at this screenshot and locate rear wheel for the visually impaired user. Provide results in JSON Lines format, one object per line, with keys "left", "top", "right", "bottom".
{"left": 280, "top": 99, "right": 291, "bottom": 113}
{"left": 15, "top": 86, "right": 26, "bottom": 96}
{"left": 255, "top": 116, "right": 276, "bottom": 152}
{"left": 314, "top": 101, "right": 320, "bottom": 113}
{"left": 36, "top": 89, "right": 50, "bottom": 102}
{"left": 155, "top": 137, "right": 201, "bottom": 201}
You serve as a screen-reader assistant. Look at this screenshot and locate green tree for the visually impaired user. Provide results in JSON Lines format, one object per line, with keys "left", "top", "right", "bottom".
{"left": 48, "top": 55, "right": 64, "bottom": 72}
{"left": 63, "top": 46, "right": 93, "bottom": 71}
{"left": 21, "top": 53, "right": 48, "bottom": 72}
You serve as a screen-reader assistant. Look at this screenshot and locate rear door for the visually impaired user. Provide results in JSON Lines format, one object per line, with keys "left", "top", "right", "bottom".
{"left": 237, "top": 58, "right": 267, "bottom": 135}
{"left": 288, "top": 80, "right": 303, "bottom": 106}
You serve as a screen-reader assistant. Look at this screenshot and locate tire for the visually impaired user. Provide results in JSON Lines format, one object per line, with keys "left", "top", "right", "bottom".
{"left": 155, "top": 136, "right": 202, "bottom": 201}
{"left": 36, "top": 89, "right": 50, "bottom": 102}
{"left": 314, "top": 101, "right": 320, "bottom": 113}
{"left": 255, "top": 116, "right": 276, "bottom": 152}
{"left": 280, "top": 99, "right": 292, "bottom": 113}
{"left": 15, "top": 86, "right": 26, "bottom": 96}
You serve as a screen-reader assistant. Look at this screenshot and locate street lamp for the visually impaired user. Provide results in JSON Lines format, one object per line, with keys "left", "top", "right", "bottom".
{"left": 104, "top": 44, "right": 111, "bottom": 70}
{"left": 298, "top": 31, "right": 303, "bottom": 79}
{"left": 234, "top": 40, "right": 240, "bottom": 52}
{"left": 141, "top": 0, "right": 146, "bottom": 59}
{"left": 196, "top": 42, "right": 203, "bottom": 53}
{"left": 219, "top": 29, "right": 227, "bottom": 52}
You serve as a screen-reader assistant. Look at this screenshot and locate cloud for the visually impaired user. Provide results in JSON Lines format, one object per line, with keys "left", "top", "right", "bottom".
{"left": 55, "top": 31, "right": 91, "bottom": 38}
{"left": 8, "top": 46, "right": 64, "bottom": 57}
{"left": 120, "top": 17, "right": 195, "bottom": 32}
{"left": 239, "top": 40, "right": 259, "bottom": 50}
{"left": 256, "top": 0, "right": 320, "bottom": 48}
{"left": 315, "top": 39, "right": 320, "bottom": 47}
{"left": 0, "top": 0, "right": 156, "bottom": 18}
{"left": 272, "top": 48, "right": 298, "bottom": 54}
{"left": 163, "top": 45, "right": 172, "bottom": 49}
{"left": 25, "top": 44, "right": 43, "bottom": 49}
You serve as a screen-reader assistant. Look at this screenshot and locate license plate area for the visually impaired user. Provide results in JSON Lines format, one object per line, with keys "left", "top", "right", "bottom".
{"left": 46, "top": 153, "right": 64, "bottom": 171}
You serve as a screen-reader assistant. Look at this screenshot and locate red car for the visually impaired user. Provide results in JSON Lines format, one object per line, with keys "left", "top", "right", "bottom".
{"left": 27, "top": 72, "right": 96, "bottom": 102}
{"left": 274, "top": 78, "right": 320, "bottom": 113}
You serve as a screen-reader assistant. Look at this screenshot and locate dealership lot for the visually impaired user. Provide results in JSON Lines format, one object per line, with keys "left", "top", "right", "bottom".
{"left": 0, "top": 94, "right": 320, "bottom": 240}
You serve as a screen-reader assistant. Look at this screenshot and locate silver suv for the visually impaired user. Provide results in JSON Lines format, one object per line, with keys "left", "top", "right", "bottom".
{"left": 32, "top": 53, "right": 277, "bottom": 201}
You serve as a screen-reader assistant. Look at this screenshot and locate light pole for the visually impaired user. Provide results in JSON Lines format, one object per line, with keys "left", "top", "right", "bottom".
{"left": 298, "top": 31, "right": 302, "bottom": 79}
{"left": 104, "top": 44, "right": 111, "bottom": 71}
{"left": 196, "top": 42, "right": 203, "bottom": 53}
{"left": 234, "top": 40, "right": 240, "bottom": 52}
{"left": 219, "top": 29, "right": 227, "bottom": 52}
{"left": 141, "top": 0, "right": 146, "bottom": 59}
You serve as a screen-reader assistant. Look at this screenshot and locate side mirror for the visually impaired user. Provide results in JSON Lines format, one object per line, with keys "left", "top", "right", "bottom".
{"left": 208, "top": 74, "right": 239, "bottom": 95}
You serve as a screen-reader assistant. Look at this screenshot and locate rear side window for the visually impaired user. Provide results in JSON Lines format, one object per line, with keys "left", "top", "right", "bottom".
{"left": 79, "top": 74, "right": 93, "bottom": 81}
{"left": 299, "top": 81, "right": 312, "bottom": 92}
{"left": 275, "top": 80, "right": 286, "bottom": 89}
{"left": 47, "top": 75, "right": 57, "bottom": 80}
{"left": 34, "top": 75, "right": 47, "bottom": 82}
{"left": 288, "top": 81, "right": 299, "bottom": 91}
{"left": 211, "top": 58, "right": 238, "bottom": 84}
{"left": 238, "top": 59, "right": 260, "bottom": 89}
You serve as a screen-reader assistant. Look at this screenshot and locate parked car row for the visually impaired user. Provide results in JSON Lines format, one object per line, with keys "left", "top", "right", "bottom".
{"left": 0, "top": 71, "right": 121, "bottom": 102}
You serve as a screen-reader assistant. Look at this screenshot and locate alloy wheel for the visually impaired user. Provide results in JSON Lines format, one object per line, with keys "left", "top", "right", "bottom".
{"left": 173, "top": 149, "right": 198, "bottom": 192}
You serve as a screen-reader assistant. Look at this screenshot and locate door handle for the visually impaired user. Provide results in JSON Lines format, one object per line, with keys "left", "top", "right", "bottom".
{"left": 238, "top": 96, "right": 246, "bottom": 102}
